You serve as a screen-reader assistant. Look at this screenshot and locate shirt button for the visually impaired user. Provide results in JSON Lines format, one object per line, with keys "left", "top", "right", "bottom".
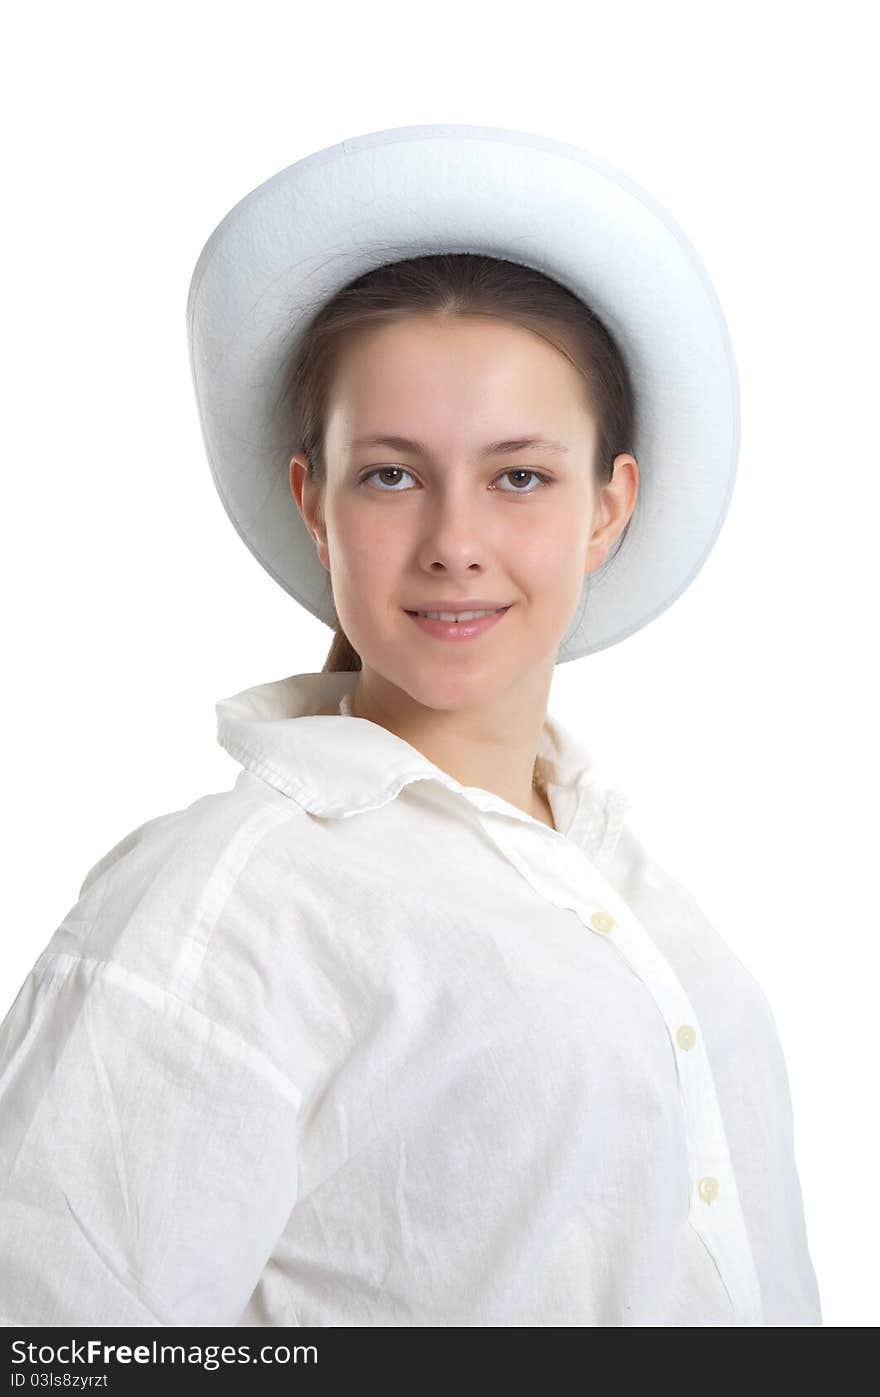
{"left": 676, "top": 1024, "right": 697, "bottom": 1051}
{"left": 697, "top": 1175, "right": 720, "bottom": 1205}
{"left": 591, "top": 909, "right": 616, "bottom": 934}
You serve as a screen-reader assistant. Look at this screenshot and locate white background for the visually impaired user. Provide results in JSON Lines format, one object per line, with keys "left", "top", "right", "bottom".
{"left": 3, "top": 0, "right": 877, "bottom": 1327}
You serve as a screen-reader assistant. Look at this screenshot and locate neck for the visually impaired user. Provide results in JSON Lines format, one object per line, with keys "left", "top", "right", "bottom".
{"left": 347, "top": 667, "right": 555, "bottom": 828}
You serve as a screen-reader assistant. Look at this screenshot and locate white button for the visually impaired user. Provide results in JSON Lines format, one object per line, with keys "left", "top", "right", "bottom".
{"left": 697, "top": 1175, "right": 720, "bottom": 1205}
{"left": 676, "top": 1024, "right": 697, "bottom": 1051}
{"left": 591, "top": 909, "right": 616, "bottom": 934}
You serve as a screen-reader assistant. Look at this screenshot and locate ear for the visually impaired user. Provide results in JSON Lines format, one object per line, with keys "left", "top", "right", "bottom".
{"left": 586, "top": 453, "right": 639, "bottom": 571}
{"left": 289, "top": 454, "right": 330, "bottom": 572}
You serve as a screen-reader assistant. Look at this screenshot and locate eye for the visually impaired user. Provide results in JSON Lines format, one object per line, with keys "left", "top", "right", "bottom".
{"left": 359, "top": 466, "right": 552, "bottom": 493}
{"left": 359, "top": 466, "right": 417, "bottom": 491}
{"left": 493, "top": 468, "right": 553, "bottom": 494}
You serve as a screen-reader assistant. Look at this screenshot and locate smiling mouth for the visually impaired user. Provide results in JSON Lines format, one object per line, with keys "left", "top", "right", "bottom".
{"left": 405, "top": 607, "right": 510, "bottom": 622}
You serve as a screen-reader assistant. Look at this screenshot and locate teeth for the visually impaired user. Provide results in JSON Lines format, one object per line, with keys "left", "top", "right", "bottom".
{"left": 416, "top": 608, "right": 504, "bottom": 622}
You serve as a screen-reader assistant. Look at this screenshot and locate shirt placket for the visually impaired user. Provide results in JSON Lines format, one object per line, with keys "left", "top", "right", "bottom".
{"left": 475, "top": 810, "right": 765, "bottom": 1328}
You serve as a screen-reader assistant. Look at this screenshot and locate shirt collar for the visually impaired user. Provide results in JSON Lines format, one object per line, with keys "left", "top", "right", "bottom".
{"left": 215, "top": 670, "right": 631, "bottom": 866}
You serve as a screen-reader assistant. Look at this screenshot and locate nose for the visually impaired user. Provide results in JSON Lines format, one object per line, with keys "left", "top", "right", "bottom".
{"left": 413, "top": 478, "right": 493, "bottom": 574}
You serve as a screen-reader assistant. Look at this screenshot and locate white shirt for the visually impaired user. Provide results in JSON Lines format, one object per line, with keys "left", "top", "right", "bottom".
{"left": 0, "top": 669, "right": 822, "bottom": 1327}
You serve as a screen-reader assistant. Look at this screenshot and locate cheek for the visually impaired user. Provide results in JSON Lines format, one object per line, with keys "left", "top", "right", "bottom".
{"left": 515, "top": 524, "right": 585, "bottom": 589}
{"left": 510, "top": 522, "right": 590, "bottom": 626}
{"left": 329, "top": 502, "right": 401, "bottom": 579}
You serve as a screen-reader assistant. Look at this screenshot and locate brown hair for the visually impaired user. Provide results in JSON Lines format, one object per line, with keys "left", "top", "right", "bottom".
{"left": 282, "top": 253, "right": 637, "bottom": 672}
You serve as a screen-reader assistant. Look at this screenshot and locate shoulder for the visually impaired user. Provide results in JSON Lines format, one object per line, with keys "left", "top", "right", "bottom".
{"left": 75, "top": 769, "right": 304, "bottom": 901}
{"left": 605, "top": 818, "right": 730, "bottom": 948}
{"left": 29, "top": 771, "right": 345, "bottom": 1093}
{"left": 40, "top": 771, "right": 314, "bottom": 1012}
{"left": 604, "top": 817, "right": 780, "bottom": 1021}
{"left": 602, "top": 820, "right": 804, "bottom": 1115}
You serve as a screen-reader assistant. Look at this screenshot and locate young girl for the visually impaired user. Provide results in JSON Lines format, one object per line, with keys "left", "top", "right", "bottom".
{"left": 0, "top": 124, "right": 822, "bottom": 1327}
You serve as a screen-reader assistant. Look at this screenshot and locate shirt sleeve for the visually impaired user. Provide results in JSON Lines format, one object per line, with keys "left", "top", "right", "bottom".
{"left": 0, "top": 950, "right": 302, "bottom": 1327}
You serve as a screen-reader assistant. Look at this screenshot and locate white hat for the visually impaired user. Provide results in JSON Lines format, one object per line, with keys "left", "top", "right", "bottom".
{"left": 186, "top": 122, "right": 739, "bottom": 662}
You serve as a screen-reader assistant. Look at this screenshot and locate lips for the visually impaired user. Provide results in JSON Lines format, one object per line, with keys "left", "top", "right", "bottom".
{"left": 405, "top": 605, "right": 512, "bottom": 642}
{"left": 404, "top": 602, "right": 510, "bottom": 611}
{"left": 406, "top": 606, "right": 508, "bottom": 619}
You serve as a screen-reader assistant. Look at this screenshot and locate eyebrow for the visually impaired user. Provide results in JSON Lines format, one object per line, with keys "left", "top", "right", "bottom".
{"left": 346, "top": 433, "right": 569, "bottom": 459}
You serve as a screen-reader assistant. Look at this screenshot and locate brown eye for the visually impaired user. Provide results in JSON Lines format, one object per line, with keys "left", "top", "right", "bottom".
{"left": 359, "top": 466, "right": 552, "bottom": 493}
{"left": 494, "top": 469, "right": 551, "bottom": 493}
{"left": 360, "top": 467, "right": 416, "bottom": 491}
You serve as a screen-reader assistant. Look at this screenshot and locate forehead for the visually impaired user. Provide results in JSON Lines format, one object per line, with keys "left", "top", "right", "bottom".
{"left": 325, "top": 315, "right": 594, "bottom": 451}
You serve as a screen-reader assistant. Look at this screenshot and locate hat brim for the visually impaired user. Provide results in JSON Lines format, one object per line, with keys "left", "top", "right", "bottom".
{"left": 186, "top": 122, "right": 739, "bottom": 662}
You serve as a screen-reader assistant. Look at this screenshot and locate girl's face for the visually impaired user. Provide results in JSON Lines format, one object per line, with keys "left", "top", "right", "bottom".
{"left": 291, "top": 313, "right": 637, "bottom": 715}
